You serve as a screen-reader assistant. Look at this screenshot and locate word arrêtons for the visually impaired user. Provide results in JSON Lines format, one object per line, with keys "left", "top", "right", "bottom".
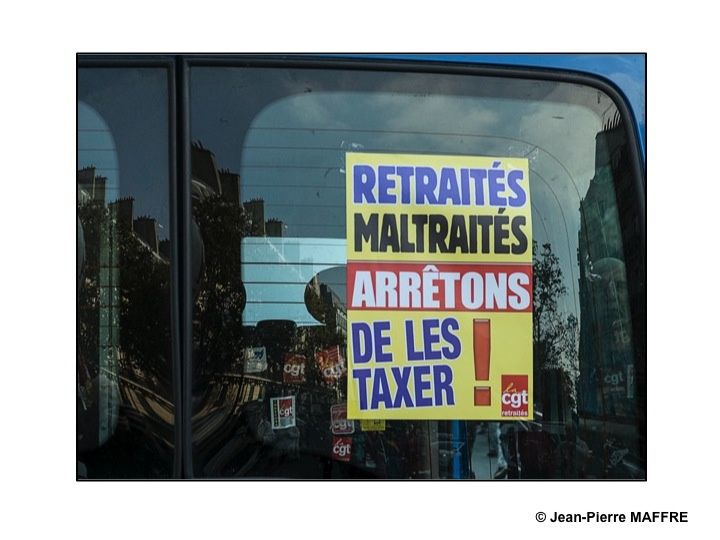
{"left": 348, "top": 263, "right": 532, "bottom": 311}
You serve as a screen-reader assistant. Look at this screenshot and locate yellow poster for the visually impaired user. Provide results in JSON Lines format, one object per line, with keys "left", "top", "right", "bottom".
{"left": 345, "top": 152, "right": 533, "bottom": 420}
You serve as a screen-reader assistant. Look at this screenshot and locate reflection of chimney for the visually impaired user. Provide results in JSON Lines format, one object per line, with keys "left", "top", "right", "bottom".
{"left": 219, "top": 169, "right": 240, "bottom": 204}
{"left": 76, "top": 166, "right": 107, "bottom": 203}
{"left": 243, "top": 198, "right": 265, "bottom": 236}
{"left": 93, "top": 176, "right": 106, "bottom": 203}
{"left": 595, "top": 112, "right": 624, "bottom": 170}
{"left": 159, "top": 239, "right": 171, "bottom": 260}
{"left": 133, "top": 217, "right": 159, "bottom": 253}
{"left": 77, "top": 166, "right": 95, "bottom": 190}
{"left": 266, "top": 218, "right": 283, "bottom": 237}
{"left": 191, "top": 141, "right": 222, "bottom": 194}
{"left": 108, "top": 197, "right": 134, "bottom": 231}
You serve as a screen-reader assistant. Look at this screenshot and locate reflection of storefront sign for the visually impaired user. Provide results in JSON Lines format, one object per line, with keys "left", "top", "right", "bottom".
{"left": 345, "top": 152, "right": 533, "bottom": 420}
{"left": 243, "top": 347, "right": 267, "bottom": 373}
{"left": 283, "top": 354, "right": 306, "bottom": 384}
{"left": 330, "top": 403, "right": 355, "bottom": 435}
{"left": 612, "top": 319, "right": 631, "bottom": 349}
{"left": 332, "top": 436, "right": 352, "bottom": 462}
{"left": 602, "top": 369, "right": 627, "bottom": 395}
{"left": 360, "top": 419, "right": 386, "bottom": 432}
{"left": 315, "top": 345, "right": 346, "bottom": 383}
{"left": 270, "top": 396, "right": 296, "bottom": 430}
{"left": 599, "top": 364, "right": 636, "bottom": 401}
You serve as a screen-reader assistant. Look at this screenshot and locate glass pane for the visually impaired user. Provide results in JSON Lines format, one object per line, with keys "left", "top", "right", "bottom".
{"left": 77, "top": 68, "right": 174, "bottom": 478}
{"left": 189, "top": 67, "right": 644, "bottom": 479}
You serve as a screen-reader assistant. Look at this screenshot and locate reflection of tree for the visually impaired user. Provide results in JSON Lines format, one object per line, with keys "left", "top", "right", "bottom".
{"left": 77, "top": 190, "right": 173, "bottom": 476}
{"left": 78, "top": 201, "right": 102, "bottom": 383}
{"left": 115, "top": 217, "right": 171, "bottom": 390}
{"left": 193, "top": 195, "right": 250, "bottom": 385}
{"left": 78, "top": 198, "right": 173, "bottom": 389}
{"left": 532, "top": 241, "right": 579, "bottom": 412}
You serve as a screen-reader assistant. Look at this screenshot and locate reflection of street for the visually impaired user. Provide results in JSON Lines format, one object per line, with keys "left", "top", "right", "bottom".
{"left": 190, "top": 372, "right": 435, "bottom": 478}
{"left": 471, "top": 427, "right": 502, "bottom": 480}
{"left": 193, "top": 374, "right": 322, "bottom": 477}
{"left": 102, "top": 367, "right": 175, "bottom": 446}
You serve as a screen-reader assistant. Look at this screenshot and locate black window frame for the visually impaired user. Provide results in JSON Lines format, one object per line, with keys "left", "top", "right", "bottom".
{"left": 76, "top": 55, "right": 183, "bottom": 478}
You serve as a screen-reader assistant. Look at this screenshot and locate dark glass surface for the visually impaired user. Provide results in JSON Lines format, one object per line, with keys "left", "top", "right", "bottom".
{"left": 188, "top": 67, "right": 645, "bottom": 479}
{"left": 77, "top": 68, "right": 174, "bottom": 478}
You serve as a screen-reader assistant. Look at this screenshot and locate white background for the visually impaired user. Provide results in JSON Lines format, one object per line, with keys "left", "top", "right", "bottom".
{"left": 0, "top": 1, "right": 715, "bottom": 538}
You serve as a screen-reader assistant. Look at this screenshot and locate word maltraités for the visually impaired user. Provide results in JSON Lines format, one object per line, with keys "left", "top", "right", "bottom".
{"left": 352, "top": 162, "right": 529, "bottom": 255}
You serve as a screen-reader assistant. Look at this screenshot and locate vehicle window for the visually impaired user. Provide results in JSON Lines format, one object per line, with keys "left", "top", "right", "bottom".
{"left": 189, "top": 66, "right": 643, "bottom": 479}
{"left": 77, "top": 68, "right": 174, "bottom": 478}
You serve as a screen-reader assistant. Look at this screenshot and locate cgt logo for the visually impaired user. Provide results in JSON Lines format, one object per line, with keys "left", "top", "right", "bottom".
{"left": 330, "top": 404, "right": 355, "bottom": 435}
{"left": 500, "top": 375, "right": 529, "bottom": 417}
{"left": 283, "top": 363, "right": 306, "bottom": 377}
{"left": 323, "top": 364, "right": 346, "bottom": 379}
{"left": 332, "top": 436, "right": 352, "bottom": 462}
{"left": 270, "top": 395, "right": 296, "bottom": 429}
{"left": 283, "top": 354, "right": 306, "bottom": 383}
{"left": 277, "top": 398, "right": 294, "bottom": 417}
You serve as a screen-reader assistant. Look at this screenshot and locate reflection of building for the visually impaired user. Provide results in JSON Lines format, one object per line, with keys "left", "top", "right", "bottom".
{"left": 243, "top": 198, "right": 265, "bottom": 236}
{"left": 193, "top": 143, "right": 247, "bottom": 210}
{"left": 219, "top": 168, "right": 240, "bottom": 203}
{"left": 577, "top": 114, "right": 640, "bottom": 419}
{"left": 77, "top": 166, "right": 107, "bottom": 203}
{"left": 320, "top": 283, "right": 347, "bottom": 337}
{"left": 158, "top": 239, "right": 171, "bottom": 260}
{"left": 78, "top": 166, "right": 119, "bottom": 444}
{"left": 108, "top": 197, "right": 134, "bottom": 231}
{"left": 192, "top": 141, "right": 222, "bottom": 197}
{"left": 191, "top": 141, "right": 282, "bottom": 239}
{"left": 134, "top": 217, "right": 160, "bottom": 254}
{"left": 265, "top": 218, "right": 284, "bottom": 237}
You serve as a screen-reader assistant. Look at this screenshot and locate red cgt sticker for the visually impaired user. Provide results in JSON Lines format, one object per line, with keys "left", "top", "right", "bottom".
{"left": 332, "top": 436, "right": 352, "bottom": 462}
{"left": 500, "top": 375, "right": 529, "bottom": 417}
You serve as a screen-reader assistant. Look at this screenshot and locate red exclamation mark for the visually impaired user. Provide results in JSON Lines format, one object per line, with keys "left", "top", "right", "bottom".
{"left": 473, "top": 319, "right": 491, "bottom": 406}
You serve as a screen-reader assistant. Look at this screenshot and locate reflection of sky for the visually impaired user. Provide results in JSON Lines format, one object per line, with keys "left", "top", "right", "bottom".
{"left": 78, "top": 102, "right": 119, "bottom": 200}
{"left": 335, "top": 54, "right": 646, "bottom": 154}
{"left": 190, "top": 69, "right": 622, "bottom": 317}
{"left": 78, "top": 68, "right": 170, "bottom": 234}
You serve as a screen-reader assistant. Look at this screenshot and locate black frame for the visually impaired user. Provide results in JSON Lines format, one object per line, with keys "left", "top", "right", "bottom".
{"left": 77, "top": 53, "right": 646, "bottom": 479}
{"left": 76, "top": 55, "right": 183, "bottom": 478}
